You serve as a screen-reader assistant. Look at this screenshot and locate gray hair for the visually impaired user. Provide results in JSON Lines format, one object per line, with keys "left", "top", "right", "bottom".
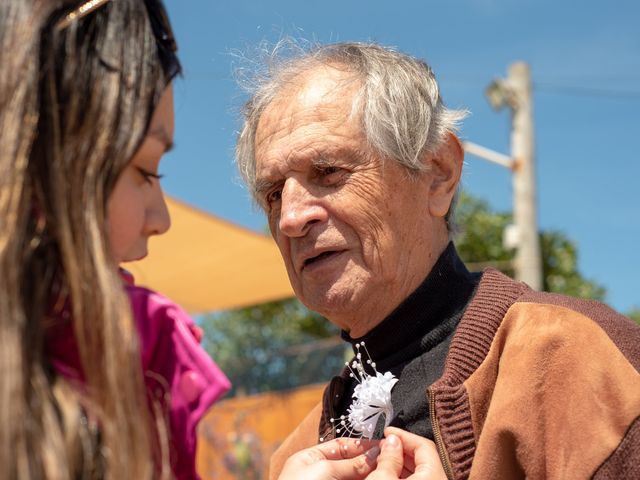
{"left": 235, "top": 41, "right": 466, "bottom": 230}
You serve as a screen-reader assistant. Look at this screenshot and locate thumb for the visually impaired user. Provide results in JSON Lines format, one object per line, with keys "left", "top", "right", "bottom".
{"left": 371, "top": 434, "right": 404, "bottom": 478}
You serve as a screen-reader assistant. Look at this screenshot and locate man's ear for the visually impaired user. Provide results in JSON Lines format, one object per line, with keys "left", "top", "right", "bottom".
{"left": 426, "top": 133, "right": 463, "bottom": 218}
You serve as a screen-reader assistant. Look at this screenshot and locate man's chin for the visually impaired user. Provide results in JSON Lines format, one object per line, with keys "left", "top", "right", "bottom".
{"left": 298, "top": 285, "right": 363, "bottom": 323}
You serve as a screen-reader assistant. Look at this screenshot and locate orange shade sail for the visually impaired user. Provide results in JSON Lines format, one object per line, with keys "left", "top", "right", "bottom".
{"left": 124, "top": 197, "right": 294, "bottom": 314}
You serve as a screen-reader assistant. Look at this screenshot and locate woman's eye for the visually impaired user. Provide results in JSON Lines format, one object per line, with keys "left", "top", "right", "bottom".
{"left": 136, "top": 167, "right": 164, "bottom": 185}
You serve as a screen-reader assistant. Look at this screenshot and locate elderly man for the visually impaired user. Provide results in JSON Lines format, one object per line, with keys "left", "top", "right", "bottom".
{"left": 235, "top": 42, "right": 640, "bottom": 479}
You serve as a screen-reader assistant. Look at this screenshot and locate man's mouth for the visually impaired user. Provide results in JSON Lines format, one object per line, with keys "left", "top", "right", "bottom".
{"left": 302, "top": 250, "right": 342, "bottom": 269}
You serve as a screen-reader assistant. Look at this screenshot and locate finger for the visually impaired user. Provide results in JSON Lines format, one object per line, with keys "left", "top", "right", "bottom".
{"left": 320, "top": 448, "right": 381, "bottom": 480}
{"left": 384, "top": 427, "right": 438, "bottom": 455}
{"left": 392, "top": 452, "right": 415, "bottom": 478}
{"left": 396, "top": 444, "right": 424, "bottom": 476}
{"left": 383, "top": 428, "right": 446, "bottom": 480}
{"left": 314, "top": 438, "right": 379, "bottom": 460}
{"left": 402, "top": 451, "right": 416, "bottom": 473}
{"left": 279, "top": 442, "right": 380, "bottom": 480}
{"left": 368, "top": 433, "right": 404, "bottom": 479}
{"left": 411, "top": 444, "right": 446, "bottom": 480}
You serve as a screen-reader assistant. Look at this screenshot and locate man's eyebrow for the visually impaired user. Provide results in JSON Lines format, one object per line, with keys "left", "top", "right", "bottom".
{"left": 309, "top": 147, "right": 367, "bottom": 167}
{"left": 148, "top": 126, "right": 174, "bottom": 152}
{"left": 254, "top": 178, "right": 279, "bottom": 197}
{"left": 311, "top": 157, "right": 334, "bottom": 168}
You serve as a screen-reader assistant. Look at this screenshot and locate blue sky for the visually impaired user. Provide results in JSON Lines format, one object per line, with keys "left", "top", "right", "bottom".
{"left": 162, "top": 0, "right": 639, "bottom": 314}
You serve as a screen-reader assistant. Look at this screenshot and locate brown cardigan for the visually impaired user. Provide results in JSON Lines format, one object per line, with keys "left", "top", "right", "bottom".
{"left": 270, "top": 269, "right": 640, "bottom": 479}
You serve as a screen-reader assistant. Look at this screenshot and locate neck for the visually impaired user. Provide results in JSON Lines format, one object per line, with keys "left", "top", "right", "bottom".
{"left": 341, "top": 242, "right": 479, "bottom": 364}
{"left": 338, "top": 235, "right": 450, "bottom": 337}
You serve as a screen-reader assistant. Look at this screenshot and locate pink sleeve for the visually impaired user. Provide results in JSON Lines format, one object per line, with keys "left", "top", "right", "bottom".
{"left": 127, "top": 285, "right": 231, "bottom": 480}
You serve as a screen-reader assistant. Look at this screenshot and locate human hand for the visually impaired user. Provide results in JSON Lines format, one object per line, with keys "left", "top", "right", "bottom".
{"left": 366, "top": 427, "right": 447, "bottom": 480}
{"left": 278, "top": 437, "right": 381, "bottom": 480}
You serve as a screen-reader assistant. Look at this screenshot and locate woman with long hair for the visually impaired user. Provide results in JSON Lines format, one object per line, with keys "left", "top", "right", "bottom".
{"left": 0, "top": 1, "right": 234, "bottom": 478}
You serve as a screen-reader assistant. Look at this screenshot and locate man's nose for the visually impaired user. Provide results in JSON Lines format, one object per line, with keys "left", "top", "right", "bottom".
{"left": 146, "top": 187, "right": 171, "bottom": 237}
{"left": 278, "top": 179, "right": 327, "bottom": 238}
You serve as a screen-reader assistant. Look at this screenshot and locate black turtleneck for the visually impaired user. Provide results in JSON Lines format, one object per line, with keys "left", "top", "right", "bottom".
{"left": 335, "top": 242, "right": 480, "bottom": 440}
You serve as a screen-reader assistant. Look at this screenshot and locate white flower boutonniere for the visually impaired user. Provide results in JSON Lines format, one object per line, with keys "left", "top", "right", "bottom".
{"left": 324, "top": 342, "right": 398, "bottom": 441}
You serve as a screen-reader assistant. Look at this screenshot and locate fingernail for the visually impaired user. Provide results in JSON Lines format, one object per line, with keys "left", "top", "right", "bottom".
{"left": 384, "top": 434, "right": 399, "bottom": 449}
{"left": 365, "top": 446, "right": 380, "bottom": 464}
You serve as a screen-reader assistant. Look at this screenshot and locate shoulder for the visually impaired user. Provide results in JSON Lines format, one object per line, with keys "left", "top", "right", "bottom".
{"left": 468, "top": 269, "right": 640, "bottom": 370}
{"left": 124, "top": 284, "right": 203, "bottom": 355}
{"left": 462, "top": 277, "right": 640, "bottom": 479}
{"left": 123, "top": 283, "right": 230, "bottom": 416}
{"left": 508, "top": 290, "right": 640, "bottom": 371}
{"left": 125, "top": 283, "right": 194, "bottom": 327}
{"left": 120, "top": 268, "right": 196, "bottom": 329}
{"left": 124, "top": 283, "right": 231, "bottom": 478}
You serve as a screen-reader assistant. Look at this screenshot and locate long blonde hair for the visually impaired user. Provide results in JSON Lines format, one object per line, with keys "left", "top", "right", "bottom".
{"left": 0, "top": 0, "right": 177, "bottom": 477}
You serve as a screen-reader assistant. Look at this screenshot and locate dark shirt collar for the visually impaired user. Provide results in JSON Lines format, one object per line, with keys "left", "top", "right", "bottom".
{"left": 341, "top": 242, "right": 478, "bottom": 364}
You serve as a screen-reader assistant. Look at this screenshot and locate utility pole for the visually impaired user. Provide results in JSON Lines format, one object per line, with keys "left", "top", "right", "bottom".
{"left": 466, "top": 61, "right": 543, "bottom": 290}
{"left": 508, "top": 62, "right": 542, "bottom": 291}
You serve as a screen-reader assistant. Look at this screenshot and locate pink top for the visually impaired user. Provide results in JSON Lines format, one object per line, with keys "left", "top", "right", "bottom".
{"left": 46, "top": 273, "right": 231, "bottom": 479}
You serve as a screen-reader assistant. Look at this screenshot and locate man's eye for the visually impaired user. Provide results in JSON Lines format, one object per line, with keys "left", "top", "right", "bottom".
{"left": 266, "top": 189, "right": 282, "bottom": 205}
{"left": 322, "top": 166, "right": 339, "bottom": 175}
{"left": 316, "top": 166, "right": 344, "bottom": 185}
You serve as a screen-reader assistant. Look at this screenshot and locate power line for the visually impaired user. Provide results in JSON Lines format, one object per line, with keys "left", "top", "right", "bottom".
{"left": 534, "top": 82, "right": 640, "bottom": 100}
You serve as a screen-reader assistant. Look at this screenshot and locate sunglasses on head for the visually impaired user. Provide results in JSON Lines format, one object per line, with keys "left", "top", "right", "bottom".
{"left": 56, "top": 0, "right": 181, "bottom": 80}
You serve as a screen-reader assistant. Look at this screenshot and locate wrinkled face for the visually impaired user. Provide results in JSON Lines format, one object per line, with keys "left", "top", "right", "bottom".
{"left": 107, "top": 85, "right": 174, "bottom": 264}
{"left": 254, "top": 67, "right": 457, "bottom": 336}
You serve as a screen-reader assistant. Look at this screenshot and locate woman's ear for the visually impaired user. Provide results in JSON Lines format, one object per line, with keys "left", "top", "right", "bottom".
{"left": 427, "top": 133, "right": 463, "bottom": 218}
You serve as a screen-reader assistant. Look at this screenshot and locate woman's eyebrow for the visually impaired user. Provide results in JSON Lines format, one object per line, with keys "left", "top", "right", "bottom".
{"left": 148, "top": 125, "right": 174, "bottom": 152}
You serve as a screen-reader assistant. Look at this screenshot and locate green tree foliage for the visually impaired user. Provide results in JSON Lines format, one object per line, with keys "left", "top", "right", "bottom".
{"left": 627, "top": 308, "right": 640, "bottom": 326}
{"left": 203, "top": 191, "right": 608, "bottom": 396}
{"left": 454, "top": 192, "right": 606, "bottom": 300}
{"left": 200, "top": 298, "right": 345, "bottom": 397}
